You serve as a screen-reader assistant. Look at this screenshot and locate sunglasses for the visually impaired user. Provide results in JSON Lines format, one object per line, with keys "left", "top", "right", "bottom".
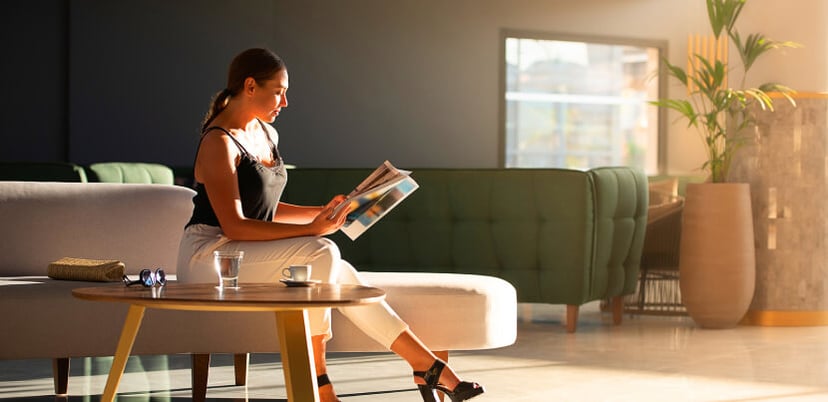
{"left": 122, "top": 268, "right": 166, "bottom": 288}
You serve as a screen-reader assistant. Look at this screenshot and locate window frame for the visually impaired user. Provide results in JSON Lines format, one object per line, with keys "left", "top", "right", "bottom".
{"left": 498, "top": 29, "right": 669, "bottom": 173}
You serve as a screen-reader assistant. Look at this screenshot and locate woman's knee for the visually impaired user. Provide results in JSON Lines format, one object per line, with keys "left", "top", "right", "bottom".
{"left": 307, "top": 237, "right": 341, "bottom": 262}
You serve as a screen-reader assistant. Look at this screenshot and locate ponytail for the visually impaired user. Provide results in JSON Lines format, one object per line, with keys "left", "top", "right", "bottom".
{"left": 201, "top": 88, "right": 233, "bottom": 133}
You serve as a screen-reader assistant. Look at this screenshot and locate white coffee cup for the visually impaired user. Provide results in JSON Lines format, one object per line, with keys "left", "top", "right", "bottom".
{"left": 282, "top": 265, "right": 312, "bottom": 282}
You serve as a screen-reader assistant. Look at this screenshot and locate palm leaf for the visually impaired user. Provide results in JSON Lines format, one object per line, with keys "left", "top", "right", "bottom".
{"left": 706, "top": 0, "right": 745, "bottom": 38}
{"left": 650, "top": 99, "right": 698, "bottom": 127}
{"left": 692, "top": 56, "right": 726, "bottom": 95}
{"left": 663, "top": 59, "right": 688, "bottom": 85}
{"left": 742, "top": 88, "right": 774, "bottom": 111}
{"left": 760, "top": 83, "right": 798, "bottom": 107}
{"left": 733, "top": 31, "right": 803, "bottom": 72}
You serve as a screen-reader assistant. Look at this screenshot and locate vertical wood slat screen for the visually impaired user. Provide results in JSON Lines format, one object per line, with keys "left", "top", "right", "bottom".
{"left": 687, "top": 34, "right": 728, "bottom": 94}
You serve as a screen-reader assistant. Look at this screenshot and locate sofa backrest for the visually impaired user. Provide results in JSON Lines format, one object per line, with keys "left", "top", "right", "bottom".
{"left": 0, "top": 161, "right": 180, "bottom": 185}
{"left": 282, "top": 167, "right": 648, "bottom": 304}
{"left": 0, "top": 162, "right": 88, "bottom": 182}
{"left": 87, "top": 162, "right": 175, "bottom": 184}
{"left": 0, "top": 182, "right": 195, "bottom": 276}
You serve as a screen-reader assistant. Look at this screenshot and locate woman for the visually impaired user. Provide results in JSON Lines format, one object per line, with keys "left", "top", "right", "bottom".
{"left": 176, "top": 48, "right": 484, "bottom": 402}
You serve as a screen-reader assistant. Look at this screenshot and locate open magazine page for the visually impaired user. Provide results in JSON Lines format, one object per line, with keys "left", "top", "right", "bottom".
{"left": 332, "top": 160, "right": 419, "bottom": 240}
{"left": 331, "top": 160, "right": 409, "bottom": 216}
{"left": 347, "top": 160, "right": 401, "bottom": 198}
{"left": 340, "top": 175, "right": 419, "bottom": 240}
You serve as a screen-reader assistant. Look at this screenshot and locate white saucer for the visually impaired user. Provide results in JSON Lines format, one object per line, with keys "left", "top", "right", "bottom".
{"left": 280, "top": 278, "right": 321, "bottom": 287}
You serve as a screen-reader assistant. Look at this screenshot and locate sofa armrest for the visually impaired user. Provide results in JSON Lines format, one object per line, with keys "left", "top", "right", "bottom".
{"left": 589, "top": 167, "right": 649, "bottom": 297}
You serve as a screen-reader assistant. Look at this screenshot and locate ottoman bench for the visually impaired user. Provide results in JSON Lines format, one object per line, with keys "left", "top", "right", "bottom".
{"left": 328, "top": 272, "right": 517, "bottom": 351}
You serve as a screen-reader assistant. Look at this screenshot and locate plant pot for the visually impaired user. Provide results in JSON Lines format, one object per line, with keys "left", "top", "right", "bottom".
{"left": 680, "top": 183, "right": 756, "bottom": 328}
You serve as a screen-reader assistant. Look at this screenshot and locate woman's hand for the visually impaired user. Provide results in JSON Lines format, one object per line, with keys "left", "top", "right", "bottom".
{"left": 308, "top": 195, "right": 351, "bottom": 236}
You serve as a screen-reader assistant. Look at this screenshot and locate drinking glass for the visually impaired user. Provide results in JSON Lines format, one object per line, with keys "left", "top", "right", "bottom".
{"left": 214, "top": 250, "right": 244, "bottom": 290}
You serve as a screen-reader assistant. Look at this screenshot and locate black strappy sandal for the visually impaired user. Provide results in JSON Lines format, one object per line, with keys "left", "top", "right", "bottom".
{"left": 413, "top": 360, "right": 485, "bottom": 402}
{"left": 317, "top": 374, "right": 342, "bottom": 402}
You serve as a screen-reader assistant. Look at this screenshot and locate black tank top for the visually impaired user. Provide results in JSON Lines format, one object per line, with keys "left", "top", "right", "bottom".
{"left": 187, "top": 123, "right": 288, "bottom": 228}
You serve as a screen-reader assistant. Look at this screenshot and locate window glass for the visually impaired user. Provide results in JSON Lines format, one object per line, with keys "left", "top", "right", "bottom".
{"left": 504, "top": 34, "right": 663, "bottom": 173}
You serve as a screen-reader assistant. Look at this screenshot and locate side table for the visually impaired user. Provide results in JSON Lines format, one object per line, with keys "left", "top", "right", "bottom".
{"left": 73, "top": 283, "right": 385, "bottom": 402}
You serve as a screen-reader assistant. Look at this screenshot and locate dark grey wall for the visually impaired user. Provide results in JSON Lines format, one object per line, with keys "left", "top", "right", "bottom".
{"left": 69, "top": 0, "right": 275, "bottom": 166}
{"left": 2, "top": 0, "right": 274, "bottom": 167}
{"left": 270, "top": 1, "right": 499, "bottom": 168}
{"left": 4, "top": 0, "right": 500, "bottom": 169}
{"left": 1, "top": 0, "right": 68, "bottom": 162}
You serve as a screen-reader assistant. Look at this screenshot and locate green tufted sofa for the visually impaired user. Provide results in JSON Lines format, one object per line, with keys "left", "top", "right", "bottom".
{"left": 282, "top": 166, "right": 649, "bottom": 332}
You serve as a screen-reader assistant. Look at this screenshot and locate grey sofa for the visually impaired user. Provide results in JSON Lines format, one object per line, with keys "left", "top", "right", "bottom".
{"left": 0, "top": 181, "right": 516, "bottom": 399}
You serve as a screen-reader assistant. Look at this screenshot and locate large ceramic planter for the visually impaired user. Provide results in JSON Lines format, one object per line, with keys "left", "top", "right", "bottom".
{"left": 680, "top": 183, "right": 756, "bottom": 328}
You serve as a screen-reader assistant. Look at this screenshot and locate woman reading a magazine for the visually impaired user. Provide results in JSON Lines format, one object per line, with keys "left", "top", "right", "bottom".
{"left": 176, "top": 48, "right": 484, "bottom": 402}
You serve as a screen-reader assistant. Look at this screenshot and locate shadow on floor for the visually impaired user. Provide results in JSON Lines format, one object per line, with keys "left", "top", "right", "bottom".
{"left": 17, "top": 387, "right": 416, "bottom": 401}
{"left": 20, "top": 396, "right": 281, "bottom": 402}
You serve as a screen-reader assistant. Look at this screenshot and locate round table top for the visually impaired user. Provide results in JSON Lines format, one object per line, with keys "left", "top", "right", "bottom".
{"left": 72, "top": 283, "right": 386, "bottom": 312}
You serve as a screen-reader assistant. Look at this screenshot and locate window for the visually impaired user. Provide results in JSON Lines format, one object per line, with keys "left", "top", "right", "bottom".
{"left": 501, "top": 31, "right": 666, "bottom": 173}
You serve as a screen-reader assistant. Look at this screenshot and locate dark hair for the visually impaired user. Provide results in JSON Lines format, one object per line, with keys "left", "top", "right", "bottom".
{"left": 201, "top": 48, "right": 287, "bottom": 132}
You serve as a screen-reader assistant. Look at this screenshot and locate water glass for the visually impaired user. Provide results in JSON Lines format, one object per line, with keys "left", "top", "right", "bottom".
{"left": 214, "top": 250, "right": 244, "bottom": 289}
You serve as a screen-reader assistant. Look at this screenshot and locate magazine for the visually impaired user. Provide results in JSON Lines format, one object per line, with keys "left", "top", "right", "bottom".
{"left": 330, "top": 160, "right": 419, "bottom": 240}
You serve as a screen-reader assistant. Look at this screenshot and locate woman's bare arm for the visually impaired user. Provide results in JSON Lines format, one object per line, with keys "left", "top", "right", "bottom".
{"left": 273, "top": 202, "right": 322, "bottom": 224}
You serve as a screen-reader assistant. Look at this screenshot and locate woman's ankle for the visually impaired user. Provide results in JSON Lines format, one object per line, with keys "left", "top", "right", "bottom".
{"left": 412, "top": 359, "right": 461, "bottom": 390}
{"left": 317, "top": 374, "right": 338, "bottom": 401}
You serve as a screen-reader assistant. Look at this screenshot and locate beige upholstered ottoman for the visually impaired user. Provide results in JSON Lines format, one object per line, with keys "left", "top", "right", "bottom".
{"left": 327, "top": 272, "right": 517, "bottom": 352}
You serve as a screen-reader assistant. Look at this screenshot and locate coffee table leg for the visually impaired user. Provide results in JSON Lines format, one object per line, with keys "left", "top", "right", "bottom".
{"left": 275, "top": 309, "right": 319, "bottom": 402}
{"left": 102, "top": 304, "right": 146, "bottom": 402}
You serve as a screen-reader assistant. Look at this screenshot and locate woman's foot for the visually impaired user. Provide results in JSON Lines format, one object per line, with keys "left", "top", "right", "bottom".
{"left": 317, "top": 373, "right": 341, "bottom": 402}
{"left": 413, "top": 360, "right": 485, "bottom": 402}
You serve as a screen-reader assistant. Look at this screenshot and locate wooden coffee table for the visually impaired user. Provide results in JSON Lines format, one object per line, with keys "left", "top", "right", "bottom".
{"left": 72, "top": 283, "right": 386, "bottom": 402}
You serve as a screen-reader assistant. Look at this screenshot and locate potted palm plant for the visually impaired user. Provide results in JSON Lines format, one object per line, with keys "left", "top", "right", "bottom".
{"left": 652, "top": 0, "right": 800, "bottom": 328}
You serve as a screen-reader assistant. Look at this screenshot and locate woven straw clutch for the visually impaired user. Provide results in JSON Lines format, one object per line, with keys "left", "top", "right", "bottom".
{"left": 47, "top": 257, "right": 125, "bottom": 282}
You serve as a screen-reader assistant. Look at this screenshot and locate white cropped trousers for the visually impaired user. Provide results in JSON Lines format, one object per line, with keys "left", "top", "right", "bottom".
{"left": 176, "top": 224, "right": 408, "bottom": 348}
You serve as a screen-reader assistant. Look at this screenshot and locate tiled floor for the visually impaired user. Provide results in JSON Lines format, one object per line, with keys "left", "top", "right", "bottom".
{"left": 3, "top": 302, "right": 828, "bottom": 401}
